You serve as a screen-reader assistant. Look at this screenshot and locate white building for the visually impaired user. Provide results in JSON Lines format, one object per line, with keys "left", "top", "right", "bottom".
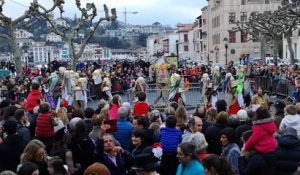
{"left": 176, "top": 24, "right": 194, "bottom": 61}
{"left": 162, "top": 32, "right": 179, "bottom": 57}
{"left": 283, "top": 26, "right": 300, "bottom": 61}
{"left": 202, "top": 0, "right": 281, "bottom": 64}
{"left": 46, "top": 32, "right": 62, "bottom": 42}
{"left": 16, "top": 38, "right": 34, "bottom": 49}
{"left": 0, "top": 53, "right": 13, "bottom": 62}
{"left": 15, "top": 29, "right": 33, "bottom": 39}
{"left": 193, "top": 16, "right": 203, "bottom": 61}
{"left": 32, "top": 42, "right": 48, "bottom": 64}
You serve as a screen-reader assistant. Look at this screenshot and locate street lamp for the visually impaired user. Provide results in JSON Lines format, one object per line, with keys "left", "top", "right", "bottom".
{"left": 223, "top": 37, "right": 229, "bottom": 65}
{"left": 24, "top": 50, "right": 28, "bottom": 75}
{"left": 45, "top": 41, "right": 51, "bottom": 73}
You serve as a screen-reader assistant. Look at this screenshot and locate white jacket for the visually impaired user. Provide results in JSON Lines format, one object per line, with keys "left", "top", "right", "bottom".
{"left": 279, "top": 114, "right": 300, "bottom": 139}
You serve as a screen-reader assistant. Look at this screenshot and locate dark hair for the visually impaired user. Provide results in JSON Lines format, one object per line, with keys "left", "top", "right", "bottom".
{"left": 3, "top": 105, "right": 18, "bottom": 120}
{"left": 137, "top": 116, "right": 150, "bottom": 129}
{"left": 84, "top": 107, "right": 95, "bottom": 119}
{"left": 241, "top": 130, "right": 253, "bottom": 143}
{"left": 39, "top": 103, "right": 50, "bottom": 113}
{"left": 72, "top": 109, "right": 84, "bottom": 119}
{"left": 169, "top": 101, "right": 179, "bottom": 111}
{"left": 255, "top": 107, "right": 271, "bottom": 120}
{"left": 14, "top": 109, "right": 25, "bottom": 121}
{"left": 220, "top": 128, "right": 237, "bottom": 144}
{"left": 188, "top": 117, "right": 196, "bottom": 127}
{"left": 17, "top": 162, "right": 39, "bottom": 175}
{"left": 194, "top": 105, "right": 206, "bottom": 119}
{"left": 31, "top": 83, "right": 40, "bottom": 90}
{"left": 216, "top": 100, "right": 227, "bottom": 113}
{"left": 166, "top": 116, "right": 177, "bottom": 128}
{"left": 216, "top": 112, "right": 229, "bottom": 125}
{"left": 72, "top": 120, "right": 88, "bottom": 141}
{"left": 203, "top": 155, "right": 234, "bottom": 175}
{"left": 132, "top": 128, "right": 146, "bottom": 145}
{"left": 65, "top": 105, "right": 73, "bottom": 113}
{"left": 137, "top": 92, "right": 146, "bottom": 101}
{"left": 48, "top": 157, "right": 68, "bottom": 175}
{"left": 178, "top": 142, "right": 198, "bottom": 161}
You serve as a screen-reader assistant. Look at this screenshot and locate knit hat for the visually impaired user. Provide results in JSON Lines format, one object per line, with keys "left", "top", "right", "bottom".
{"left": 84, "top": 163, "right": 110, "bottom": 175}
{"left": 237, "top": 110, "right": 249, "bottom": 121}
{"left": 3, "top": 120, "right": 17, "bottom": 135}
{"left": 188, "top": 132, "right": 208, "bottom": 153}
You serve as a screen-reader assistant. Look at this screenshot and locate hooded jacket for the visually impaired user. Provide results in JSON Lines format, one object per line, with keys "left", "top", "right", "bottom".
{"left": 244, "top": 119, "right": 277, "bottom": 153}
{"left": 275, "top": 134, "right": 300, "bottom": 175}
{"left": 279, "top": 114, "right": 300, "bottom": 139}
{"left": 26, "top": 89, "right": 43, "bottom": 112}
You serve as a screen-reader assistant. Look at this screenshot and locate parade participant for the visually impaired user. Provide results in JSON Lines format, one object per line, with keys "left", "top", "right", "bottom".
{"left": 92, "top": 68, "right": 102, "bottom": 100}
{"left": 251, "top": 86, "right": 269, "bottom": 109}
{"left": 101, "top": 77, "right": 113, "bottom": 101}
{"left": 133, "top": 77, "right": 147, "bottom": 102}
{"left": 201, "top": 73, "right": 210, "bottom": 101}
{"left": 227, "top": 81, "right": 241, "bottom": 115}
{"left": 168, "top": 73, "right": 187, "bottom": 105}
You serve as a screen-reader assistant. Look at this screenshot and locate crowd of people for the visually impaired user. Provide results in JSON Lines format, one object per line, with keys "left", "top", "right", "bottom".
{"left": 0, "top": 58, "right": 300, "bottom": 175}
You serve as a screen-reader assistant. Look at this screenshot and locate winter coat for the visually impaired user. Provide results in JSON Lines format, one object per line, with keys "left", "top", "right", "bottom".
{"left": 222, "top": 143, "right": 241, "bottom": 175}
{"left": 35, "top": 113, "right": 55, "bottom": 138}
{"left": 0, "top": 134, "right": 27, "bottom": 172}
{"left": 109, "top": 104, "right": 120, "bottom": 120}
{"left": 176, "top": 160, "right": 205, "bottom": 175}
{"left": 26, "top": 89, "right": 43, "bottom": 112}
{"left": 17, "top": 123, "right": 31, "bottom": 143}
{"left": 159, "top": 127, "right": 182, "bottom": 153}
{"left": 279, "top": 114, "right": 300, "bottom": 139}
{"left": 275, "top": 135, "right": 300, "bottom": 175}
{"left": 113, "top": 119, "right": 132, "bottom": 150}
{"left": 244, "top": 118, "right": 277, "bottom": 153}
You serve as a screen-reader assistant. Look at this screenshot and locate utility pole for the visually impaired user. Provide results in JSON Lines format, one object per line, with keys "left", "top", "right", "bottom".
{"left": 123, "top": 8, "right": 138, "bottom": 26}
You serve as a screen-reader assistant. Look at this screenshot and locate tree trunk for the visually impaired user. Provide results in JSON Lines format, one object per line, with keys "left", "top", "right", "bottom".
{"left": 67, "top": 40, "right": 77, "bottom": 70}
{"left": 286, "top": 34, "right": 296, "bottom": 64}
{"left": 259, "top": 33, "right": 266, "bottom": 63}
{"left": 8, "top": 25, "right": 22, "bottom": 75}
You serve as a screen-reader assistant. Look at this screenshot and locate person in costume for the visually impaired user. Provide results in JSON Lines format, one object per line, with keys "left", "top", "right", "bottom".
{"left": 251, "top": 86, "right": 270, "bottom": 109}
{"left": 133, "top": 76, "right": 148, "bottom": 102}
{"left": 201, "top": 73, "right": 210, "bottom": 101}
{"left": 92, "top": 68, "right": 102, "bottom": 100}
{"left": 227, "top": 80, "right": 241, "bottom": 115}
{"left": 212, "top": 66, "right": 221, "bottom": 90}
{"left": 101, "top": 77, "right": 112, "bottom": 101}
{"left": 168, "top": 73, "right": 187, "bottom": 105}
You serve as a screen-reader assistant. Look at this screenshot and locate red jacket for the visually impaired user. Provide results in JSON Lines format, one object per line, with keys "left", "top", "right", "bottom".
{"left": 26, "top": 89, "right": 43, "bottom": 112}
{"left": 244, "top": 121, "right": 277, "bottom": 153}
{"left": 133, "top": 102, "right": 149, "bottom": 117}
{"left": 35, "top": 113, "right": 54, "bottom": 138}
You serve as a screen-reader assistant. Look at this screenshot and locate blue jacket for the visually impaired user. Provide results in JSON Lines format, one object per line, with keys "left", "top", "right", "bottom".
{"left": 159, "top": 127, "right": 182, "bottom": 153}
{"left": 176, "top": 160, "right": 205, "bottom": 175}
{"left": 113, "top": 119, "right": 132, "bottom": 150}
{"left": 222, "top": 143, "right": 240, "bottom": 175}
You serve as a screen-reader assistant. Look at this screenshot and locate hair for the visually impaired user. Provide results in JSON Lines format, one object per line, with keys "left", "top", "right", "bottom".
{"left": 132, "top": 129, "right": 146, "bottom": 141}
{"left": 137, "top": 92, "right": 147, "bottom": 101}
{"left": 175, "top": 105, "right": 187, "bottom": 125}
{"left": 149, "top": 110, "right": 161, "bottom": 123}
{"left": 17, "top": 162, "right": 39, "bottom": 175}
{"left": 216, "top": 100, "right": 227, "bottom": 113}
{"left": 110, "top": 95, "right": 122, "bottom": 107}
{"left": 207, "top": 108, "right": 217, "bottom": 123}
{"left": 118, "top": 106, "right": 129, "bottom": 119}
{"left": 169, "top": 101, "right": 179, "bottom": 111}
{"left": 220, "top": 128, "right": 238, "bottom": 144}
{"left": 178, "top": 142, "right": 198, "bottom": 161}
{"left": 256, "top": 86, "right": 264, "bottom": 95}
{"left": 241, "top": 130, "right": 253, "bottom": 143}
{"left": 72, "top": 109, "right": 84, "bottom": 119}
{"left": 31, "top": 83, "right": 40, "bottom": 90}
{"left": 164, "top": 106, "right": 175, "bottom": 117}
{"left": 285, "top": 105, "right": 297, "bottom": 115}
{"left": 149, "top": 122, "right": 161, "bottom": 136}
{"left": 14, "top": 109, "right": 25, "bottom": 122}
{"left": 193, "top": 105, "right": 206, "bottom": 119}
{"left": 166, "top": 116, "right": 177, "bottom": 128}
{"left": 3, "top": 105, "right": 18, "bottom": 120}
{"left": 137, "top": 116, "right": 150, "bottom": 129}
{"left": 188, "top": 117, "right": 196, "bottom": 128}
{"left": 0, "top": 170, "right": 16, "bottom": 175}
{"left": 216, "top": 112, "right": 229, "bottom": 125}
{"left": 255, "top": 107, "right": 271, "bottom": 120}
{"left": 102, "top": 133, "right": 120, "bottom": 146}
{"left": 57, "top": 107, "right": 69, "bottom": 125}
{"left": 72, "top": 120, "right": 88, "bottom": 142}
{"left": 84, "top": 107, "right": 95, "bottom": 119}
{"left": 21, "top": 139, "right": 46, "bottom": 164}
{"left": 96, "top": 100, "right": 107, "bottom": 114}
{"left": 84, "top": 163, "right": 111, "bottom": 175}
{"left": 39, "top": 102, "right": 50, "bottom": 114}
{"left": 202, "top": 155, "right": 234, "bottom": 175}
{"left": 48, "top": 157, "right": 68, "bottom": 175}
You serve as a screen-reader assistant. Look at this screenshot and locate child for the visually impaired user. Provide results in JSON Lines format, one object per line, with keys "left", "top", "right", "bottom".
{"left": 133, "top": 92, "right": 149, "bottom": 117}
{"left": 243, "top": 106, "right": 277, "bottom": 154}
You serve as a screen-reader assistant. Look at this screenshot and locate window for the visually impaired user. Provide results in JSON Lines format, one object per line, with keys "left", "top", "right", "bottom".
{"left": 229, "top": 12, "right": 236, "bottom": 24}
{"left": 184, "top": 34, "right": 188, "bottom": 42}
{"left": 241, "top": 32, "right": 248, "bottom": 43}
{"left": 184, "top": 46, "right": 189, "bottom": 51}
{"left": 265, "top": 0, "right": 270, "bottom": 4}
{"left": 229, "top": 31, "right": 236, "bottom": 43}
{"left": 241, "top": 12, "right": 247, "bottom": 22}
{"left": 241, "top": 0, "right": 246, "bottom": 5}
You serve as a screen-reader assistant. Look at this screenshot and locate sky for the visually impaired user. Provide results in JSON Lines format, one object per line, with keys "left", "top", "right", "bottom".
{"left": 3, "top": 0, "right": 207, "bottom": 27}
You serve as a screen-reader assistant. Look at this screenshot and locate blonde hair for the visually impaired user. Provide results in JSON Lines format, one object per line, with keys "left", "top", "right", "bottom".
{"left": 175, "top": 105, "right": 188, "bottom": 126}
{"left": 164, "top": 106, "right": 175, "bottom": 117}
{"left": 149, "top": 122, "right": 161, "bottom": 136}
{"left": 21, "top": 139, "right": 46, "bottom": 164}
{"left": 57, "top": 107, "right": 69, "bottom": 125}
{"left": 285, "top": 105, "right": 297, "bottom": 115}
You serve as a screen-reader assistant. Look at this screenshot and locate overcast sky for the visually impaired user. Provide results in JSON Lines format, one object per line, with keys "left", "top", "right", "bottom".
{"left": 3, "top": 0, "right": 207, "bottom": 27}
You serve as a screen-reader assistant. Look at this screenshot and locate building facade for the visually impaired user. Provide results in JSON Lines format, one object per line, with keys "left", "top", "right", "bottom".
{"left": 202, "top": 0, "right": 281, "bottom": 64}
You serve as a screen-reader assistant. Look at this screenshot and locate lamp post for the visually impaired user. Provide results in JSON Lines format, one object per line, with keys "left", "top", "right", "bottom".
{"left": 223, "top": 37, "right": 229, "bottom": 66}
{"left": 24, "top": 50, "right": 28, "bottom": 75}
{"left": 45, "top": 41, "right": 51, "bottom": 73}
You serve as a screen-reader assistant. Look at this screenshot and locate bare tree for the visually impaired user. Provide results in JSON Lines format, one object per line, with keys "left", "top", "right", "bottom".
{"left": 0, "top": 0, "right": 64, "bottom": 74}
{"left": 43, "top": 0, "right": 116, "bottom": 69}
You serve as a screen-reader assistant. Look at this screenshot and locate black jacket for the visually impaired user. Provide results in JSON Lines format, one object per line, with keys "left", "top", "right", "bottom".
{"left": 205, "top": 123, "right": 228, "bottom": 155}
{"left": 0, "top": 134, "right": 27, "bottom": 172}
{"left": 275, "top": 135, "right": 300, "bottom": 175}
